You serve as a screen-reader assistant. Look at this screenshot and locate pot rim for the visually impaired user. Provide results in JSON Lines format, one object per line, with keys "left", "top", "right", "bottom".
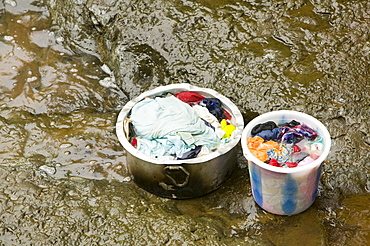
{"left": 116, "top": 83, "right": 244, "bottom": 165}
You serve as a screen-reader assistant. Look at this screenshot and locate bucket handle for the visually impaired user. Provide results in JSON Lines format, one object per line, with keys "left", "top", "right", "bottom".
{"left": 163, "top": 165, "right": 190, "bottom": 188}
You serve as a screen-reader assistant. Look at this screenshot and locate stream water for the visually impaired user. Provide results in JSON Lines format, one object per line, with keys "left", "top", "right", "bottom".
{"left": 0, "top": 0, "right": 369, "bottom": 245}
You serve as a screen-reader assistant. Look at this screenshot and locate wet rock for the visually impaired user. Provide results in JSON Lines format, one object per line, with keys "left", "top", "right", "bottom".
{"left": 1, "top": 0, "right": 369, "bottom": 245}
{"left": 47, "top": 0, "right": 370, "bottom": 195}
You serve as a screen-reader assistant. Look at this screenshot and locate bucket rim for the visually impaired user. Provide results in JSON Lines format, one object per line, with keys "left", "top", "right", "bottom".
{"left": 241, "top": 110, "right": 331, "bottom": 174}
{"left": 116, "top": 83, "right": 244, "bottom": 165}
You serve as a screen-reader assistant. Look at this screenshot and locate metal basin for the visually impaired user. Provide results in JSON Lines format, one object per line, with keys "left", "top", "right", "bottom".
{"left": 116, "top": 83, "right": 244, "bottom": 199}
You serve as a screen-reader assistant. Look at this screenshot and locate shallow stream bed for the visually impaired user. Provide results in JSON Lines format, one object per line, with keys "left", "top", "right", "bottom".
{"left": 0, "top": 0, "right": 369, "bottom": 245}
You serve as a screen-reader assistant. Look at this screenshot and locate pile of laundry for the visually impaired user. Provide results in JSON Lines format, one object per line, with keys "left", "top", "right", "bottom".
{"left": 127, "top": 91, "right": 236, "bottom": 160}
{"left": 247, "top": 120, "right": 323, "bottom": 168}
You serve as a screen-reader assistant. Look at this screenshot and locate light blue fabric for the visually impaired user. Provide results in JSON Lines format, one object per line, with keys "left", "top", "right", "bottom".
{"left": 130, "top": 96, "right": 220, "bottom": 157}
{"left": 136, "top": 135, "right": 194, "bottom": 158}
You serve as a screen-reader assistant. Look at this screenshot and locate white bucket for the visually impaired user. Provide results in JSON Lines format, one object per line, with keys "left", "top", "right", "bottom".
{"left": 241, "top": 110, "right": 331, "bottom": 215}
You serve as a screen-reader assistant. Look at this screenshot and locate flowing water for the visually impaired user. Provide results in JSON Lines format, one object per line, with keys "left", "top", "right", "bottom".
{"left": 0, "top": 0, "right": 369, "bottom": 245}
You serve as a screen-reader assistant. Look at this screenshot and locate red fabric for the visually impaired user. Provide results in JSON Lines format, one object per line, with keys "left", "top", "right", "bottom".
{"left": 223, "top": 109, "right": 232, "bottom": 120}
{"left": 175, "top": 91, "right": 204, "bottom": 104}
{"left": 267, "top": 159, "right": 298, "bottom": 168}
{"left": 131, "top": 138, "right": 137, "bottom": 148}
{"left": 268, "top": 159, "right": 280, "bottom": 167}
{"left": 292, "top": 145, "right": 301, "bottom": 153}
{"left": 285, "top": 162, "right": 298, "bottom": 168}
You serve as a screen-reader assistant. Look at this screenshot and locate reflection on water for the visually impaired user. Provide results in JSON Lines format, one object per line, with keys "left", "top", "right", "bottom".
{"left": 0, "top": 0, "right": 128, "bottom": 181}
{"left": 0, "top": 0, "right": 369, "bottom": 245}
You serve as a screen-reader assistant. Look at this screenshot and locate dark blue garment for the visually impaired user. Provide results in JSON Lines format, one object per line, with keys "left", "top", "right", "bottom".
{"left": 177, "top": 145, "right": 202, "bottom": 160}
{"left": 199, "top": 98, "right": 225, "bottom": 121}
{"left": 280, "top": 120, "right": 300, "bottom": 128}
{"left": 254, "top": 127, "right": 282, "bottom": 141}
{"left": 251, "top": 121, "right": 277, "bottom": 135}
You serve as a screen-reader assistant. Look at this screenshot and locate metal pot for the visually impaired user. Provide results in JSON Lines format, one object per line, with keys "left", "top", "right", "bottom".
{"left": 116, "top": 84, "right": 244, "bottom": 199}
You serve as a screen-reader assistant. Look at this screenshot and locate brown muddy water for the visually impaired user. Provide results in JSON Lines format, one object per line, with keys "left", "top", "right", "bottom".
{"left": 0, "top": 0, "right": 369, "bottom": 245}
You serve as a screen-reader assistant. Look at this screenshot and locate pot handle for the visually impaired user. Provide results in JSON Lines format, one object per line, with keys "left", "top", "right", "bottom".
{"left": 163, "top": 165, "right": 190, "bottom": 188}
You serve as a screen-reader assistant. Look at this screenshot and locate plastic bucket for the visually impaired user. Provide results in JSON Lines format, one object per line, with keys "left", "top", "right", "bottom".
{"left": 116, "top": 83, "right": 244, "bottom": 199}
{"left": 241, "top": 110, "right": 331, "bottom": 215}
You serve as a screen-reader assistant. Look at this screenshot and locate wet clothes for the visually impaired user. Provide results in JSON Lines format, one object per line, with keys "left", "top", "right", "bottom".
{"left": 192, "top": 104, "right": 225, "bottom": 139}
{"left": 268, "top": 159, "right": 298, "bottom": 168}
{"left": 175, "top": 91, "right": 204, "bottom": 105}
{"left": 129, "top": 90, "right": 237, "bottom": 159}
{"left": 221, "top": 119, "right": 236, "bottom": 139}
{"left": 255, "top": 128, "right": 282, "bottom": 142}
{"left": 267, "top": 144, "right": 291, "bottom": 163}
{"left": 247, "top": 136, "right": 280, "bottom": 162}
{"left": 134, "top": 135, "right": 194, "bottom": 158}
{"left": 130, "top": 96, "right": 221, "bottom": 158}
{"left": 248, "top": 120, "right": 322, "bottom": 167}
{"left": 280, "top": 124, "right": 318, "bottom": 144}
{"left": 280, "top": 120, "right": 300, "bottom": 128}
{"left": 192, "top": 104, "right": 220, "bottom": 126}
{"left": 297, "top": 156, "right": 315, "bottom": 166}
{"left": 199, "top": 98, "right": 225, "bottom": 121}
{"left": 177, "top": 145, "right": 202, "bottom": 160}
{"left": 251, "top": 121, "right": 277, "bottom": 135}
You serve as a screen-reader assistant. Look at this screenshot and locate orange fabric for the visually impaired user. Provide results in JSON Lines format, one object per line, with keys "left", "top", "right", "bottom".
{"left": 247, "top": 136, "right": 279, "bottom": 162}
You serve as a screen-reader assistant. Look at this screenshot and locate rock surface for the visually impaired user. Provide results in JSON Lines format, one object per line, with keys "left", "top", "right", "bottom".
{"left": 0, "top": 0, "right": 369, "bottom": 245}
